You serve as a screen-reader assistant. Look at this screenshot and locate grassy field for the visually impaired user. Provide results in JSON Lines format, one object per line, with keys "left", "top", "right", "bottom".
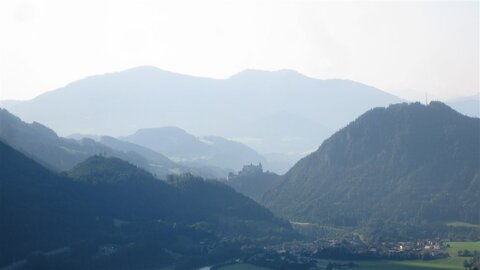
{"left": 217, "top": 242, "right": 480, "bottom": 270}
{"left": 317, "top": 259, "right": 452, "bottom": 270}
{"left": 330, "top": 242, "right": 480, "bottom": 270}
{"left": 447, "top": 221, "right": 480, "bottom": 229}
{"left": 338, "top": 242, "right": 479, "bottom": 270}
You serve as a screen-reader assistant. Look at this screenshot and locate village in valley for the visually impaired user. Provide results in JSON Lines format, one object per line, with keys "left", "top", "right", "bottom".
{"left": 228, "top": 238, "right": 450, "bottom": 269}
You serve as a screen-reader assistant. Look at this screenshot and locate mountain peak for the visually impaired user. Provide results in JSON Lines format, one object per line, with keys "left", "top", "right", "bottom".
{"left": 121, "top": 65, "right": 175, "bottom": 76}
{"left": 228, "top": 68, "right": 308, "bottom": 81}
{"left": 358, "top": 101, "right": 463, "bottom": 123}
{"left": 130, "top": 127, "right": 191, "bottom": 140}
{"left": 125, "top": 65, "right": 161, "bottom": 72}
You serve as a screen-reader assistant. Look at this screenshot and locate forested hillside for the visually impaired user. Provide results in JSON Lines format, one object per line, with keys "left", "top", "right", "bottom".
{"left": 0, "top": 141, "right": 293, "bottom": 269}
{"left": 263, "top": 102, "right": 480, "bottom": 240}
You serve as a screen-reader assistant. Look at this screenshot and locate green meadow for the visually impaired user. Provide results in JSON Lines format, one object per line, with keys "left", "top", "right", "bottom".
{"left": 447, "top": 222, "right": 480, "bottom": 229}
{"left": 218, "top": 242, "right": 480, "bottom": 270}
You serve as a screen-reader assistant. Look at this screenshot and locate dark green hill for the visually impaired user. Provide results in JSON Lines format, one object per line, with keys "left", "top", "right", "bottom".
{"left": 263, "top": 102, "right": 480, "bottom": 240}
{"left": 0, "top": 141, "right": 293, "bottom": 269}
{"left": 0, "top": 140, "right": 95, "bottom": 266}
{"left": 68, "top": 155, "right": 155, "bottom": 184}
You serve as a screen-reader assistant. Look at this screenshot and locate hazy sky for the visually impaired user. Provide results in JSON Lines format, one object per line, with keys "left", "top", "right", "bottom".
{"left": 0, "top": 0, "right": 478, "bottom": 101}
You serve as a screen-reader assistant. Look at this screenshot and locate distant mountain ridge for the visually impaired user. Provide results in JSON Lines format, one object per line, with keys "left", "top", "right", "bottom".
{"left": 0, "top": 100, "right": 22, "bottom": 109}
{"left": 73, "top": 134, "right": 232, "bottom": 179}
{"left": 263, "top": 102, "right": 480, "bottom": 239}
{"left": 7, "top": 66, "right": 402, "bottom": 172}
{"left": 124, "top": 127, "right": 266, "bottom": 171}
{"left": 0, "top": 108, "right": 229, "bottom": 179}
{"left": 0, "top": 108, "right": 146, "bottom": 172}
{"left": 446, "top": 93, "right": 480, "bottom": 118}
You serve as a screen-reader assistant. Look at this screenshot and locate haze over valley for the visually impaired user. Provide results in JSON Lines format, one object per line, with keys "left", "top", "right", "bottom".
{"left": 0, "top": 1, "right": 479, "bottom": 269}
{"left": 1, "top": 67, "right": 479, "bottom": 269}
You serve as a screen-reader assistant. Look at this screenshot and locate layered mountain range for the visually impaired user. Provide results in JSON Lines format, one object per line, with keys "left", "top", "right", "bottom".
{"left": 123, "top": 126, "right": 266, "bottom": 171}
{"left": 0, "top": 109, "right": 265, "bottom": 178}
{"left": 5, "top": 66, "right": 402, "bottom": 172}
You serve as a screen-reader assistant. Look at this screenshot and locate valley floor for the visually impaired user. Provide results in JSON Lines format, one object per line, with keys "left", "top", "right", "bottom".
{"left": 217, "top": 242, "right": 480, "bottom": 270}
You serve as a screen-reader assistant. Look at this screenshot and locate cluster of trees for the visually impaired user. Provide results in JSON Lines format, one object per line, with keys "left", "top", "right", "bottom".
{"left": 243, "top": 251, "right": 316, "bottom": 270}
{"left": 463, "top": 252, "right": 480, "bottom": 270}
{"left": 459, "top": 250, "right": 480, "bottom": 257}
